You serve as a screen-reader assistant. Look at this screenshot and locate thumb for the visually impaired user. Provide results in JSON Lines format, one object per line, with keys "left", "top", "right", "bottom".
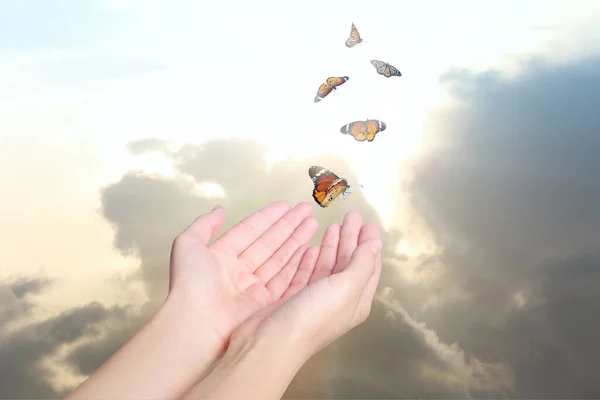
{"left": 178, "top": 205, "right": 226, "bottom": 245}
{"left": 340, "top": 239, "right": 382, "bottom": 285}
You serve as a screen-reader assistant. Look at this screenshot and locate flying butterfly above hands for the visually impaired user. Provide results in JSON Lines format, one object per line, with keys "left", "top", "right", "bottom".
{"left": 340, "top": 119, "right": 387, "bottom": 142}
{"left": 370, "top": 59, "right": 402, "bottom": 78}
{"left": 309, "top": 166, "right": 359, "bottom": 208}
{"left": 345, "top": 23, "right": 363, "bottom": 48}
{"left": 314, "top": 76, "right": 350, "bottom": 103}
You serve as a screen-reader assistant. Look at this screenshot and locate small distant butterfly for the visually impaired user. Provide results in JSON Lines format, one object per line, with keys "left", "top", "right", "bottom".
{"left": 345, "top": 23, "right": 363, "bottom": 48}
{"left": 340, "top": 119, "right": 387, "bottom": 142}
{"left": 314, "top": 76, "right": 350, "bottom": 103}
{"left": 308, "top": 166, "right": 356, "bottom": 208}
{"left": 370, "top": 59, "right": 402, "bottom": 78}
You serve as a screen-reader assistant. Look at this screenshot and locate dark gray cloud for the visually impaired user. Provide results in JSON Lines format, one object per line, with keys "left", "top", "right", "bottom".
{"left": 0, "top": 277, "right": 53, "bottom": 323}
{"left": 0, "top": 295, "right": 127, "bottom": 399}
{"left": 9, "top": 277, "right": 53, "bottom": 300}
{"left": 406, "top": 55, "right": 600, "bottom": 397}
{"left": 66, "top": 310, "right": 148, "bottom": 376}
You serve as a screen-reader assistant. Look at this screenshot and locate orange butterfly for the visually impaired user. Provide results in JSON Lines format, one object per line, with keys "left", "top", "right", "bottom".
{"left": 345, "top": 23, "right": 363, "bottom": 48}
{"left": 314, "top": 76, "right": 349, "bottom": 103}
{"left": 309, "top": 166, "right": 355, "bottom": 208}
{"left": 340, "top": 119, "right": 387, "bottom": 142}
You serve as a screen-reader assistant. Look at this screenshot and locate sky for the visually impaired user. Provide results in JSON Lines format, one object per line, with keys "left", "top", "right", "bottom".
{"left": 1, "top": 0, "right": 600, "bottom": 397}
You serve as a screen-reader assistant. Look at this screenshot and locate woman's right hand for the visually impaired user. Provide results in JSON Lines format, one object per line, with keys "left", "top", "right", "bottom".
{"left": 230, "top": 210, "right": 383, "bottom": 361}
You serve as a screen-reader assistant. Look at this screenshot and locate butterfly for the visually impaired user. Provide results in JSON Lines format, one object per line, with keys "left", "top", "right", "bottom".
{"left": 314, "top": 76, "right": 350, "bottom": 103}
{"left": 308, "top": 166, "right": 355, "bottom": 208}
{"left": 340, "top": 119, "right": 387, "bottom": 142}
{"left": 345, "top": 23, "right": 363, "bottom": 48}
{"left": 370, "top": 59, "right": 402, "bottom": 77}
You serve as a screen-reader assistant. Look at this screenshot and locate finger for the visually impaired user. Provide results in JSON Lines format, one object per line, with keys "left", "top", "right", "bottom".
{"left": 354, "top": 250, "right": 382, "bottom": 321}
{"left": 337, "top": 238, "right": 382, "bottom": 288}
{"left": 308, "top": 224, "right": 341, "bottom": 284}
{"left": 176, "top": 205, "right": 226, "bottom": 245}
{"left": 282, "top": 246, "right": 320, "bottom": 300}
{"left": 211, "top": 200, "right": 290, "bottom": 255}
{"left": 255, "top": 216, "right": 318, "bottom": 284}
{"left": 353, "top": 223, "right": 382, "bottom": 307}
{"left": 331, "top": 211, "right": 363, "bottom": 274}
{"left": 239, "top": 202, "right": 314, "bottom": 272}
{"left": 358, "top": 223, "right": 381, "bottom": 248}
{"left": 265, "top": 245, "right": 309, "bottom": 301}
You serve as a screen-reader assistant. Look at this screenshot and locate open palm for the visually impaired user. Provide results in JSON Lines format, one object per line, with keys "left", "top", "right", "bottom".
{"left": 167, "top": 201, "right": 320, "bottom": 343}
{"left": 226, "top": 211, "right": 383, "bottom": 359}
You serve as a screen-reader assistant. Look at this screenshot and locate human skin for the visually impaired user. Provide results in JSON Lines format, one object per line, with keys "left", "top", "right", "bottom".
{"left": 182, "top": 212, "right": 383, "bottom": 399}
{"left": 67, "top": 201, "right": 321, "bottom": 400}
{"left": 66, "top": 202, "right": 382, "bottom": 400}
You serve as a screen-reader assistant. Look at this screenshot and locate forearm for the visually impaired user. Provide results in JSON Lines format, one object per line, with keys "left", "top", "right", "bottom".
{"left": 67, "top": 298, "right": 225, "bottom": 400}
{"left": 181, "top": 331, "right": 309, "bottom": 400}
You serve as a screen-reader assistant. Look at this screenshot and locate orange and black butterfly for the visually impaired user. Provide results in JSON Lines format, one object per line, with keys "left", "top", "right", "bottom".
{"left": 370, "top": 59, "right": 401, "bottom": 77}
{"left": 309, "top": 166, "right": 354, "bottom": 208}
{"left": 340, "top": 119, "right": 387, "bottom": 142}
{"left": 314, "top": 76, "right": 349, "bottom": 103}
{"left": 345, "top": 23, "right": 363, "bottom": 48}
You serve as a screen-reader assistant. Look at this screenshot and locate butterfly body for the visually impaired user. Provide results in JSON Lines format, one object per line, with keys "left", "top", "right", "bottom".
{"left": 345, "top": 23, "right": 363, "bottom": 48}
{"left": 340, "top": 119, "right": 387, "bottom": 142}
{"left": 370, "top": 59, "right": 401, "bottom": 77}
{"left": 308, "top": 166, "right": 351, "bottom": 207}
{"left": 314, "top": 76, "right": 349, "bottom": 103}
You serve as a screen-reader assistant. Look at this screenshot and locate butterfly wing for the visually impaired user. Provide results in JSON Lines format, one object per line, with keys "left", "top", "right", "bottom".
{"left": 315, "top": 77, "right": 349, "bottom": 102}
{"left": 382, "top": 64, "right": 392, "bottom": 77}
{"left": 340, "top": 121, "right": 368, "bottom": 141}
{"left": 326, "top": 76, "right": 349, "bottom": 88}
{"left": 387, "top": 63, "right": 402, "bottom": 77}
{"left": 314, "top": 83, "right": 334, "bottom": 102}
{"left": 309, "top": 166, "right": 340, "bottom": 207}
{"left": 371, "top": 59, "right": 401, "bottom": 77}
{"left": 370, "top": 59, "right": 387, "bottom": 70}
{"left": 345, "top": 23, "right": 362, "bottom": 48}
{"left": 321, "top": 179, "right": 349, "bottom": 207}
{"left": 366, "top": 119, "right": 387, "bottom": 141}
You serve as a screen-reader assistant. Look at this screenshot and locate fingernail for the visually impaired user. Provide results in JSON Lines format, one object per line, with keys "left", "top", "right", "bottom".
{"left": 369, "top": 240, "right": 382, "bottom": 256}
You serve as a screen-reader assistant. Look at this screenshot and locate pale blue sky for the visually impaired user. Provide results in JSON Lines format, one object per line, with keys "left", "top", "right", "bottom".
{"left": 0, "top": 0, "right": 125, "bottom": 53}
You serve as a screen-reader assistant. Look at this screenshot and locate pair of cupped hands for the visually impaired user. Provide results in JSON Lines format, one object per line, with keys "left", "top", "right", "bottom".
{"left": 69, "top": 200, "right": 382, "bottom": 399}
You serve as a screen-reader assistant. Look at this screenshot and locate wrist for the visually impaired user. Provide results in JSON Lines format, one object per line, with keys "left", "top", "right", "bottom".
{"left": 183, "top": 327, "right": 309, "bottom": 400}
{"left": 159, "top": 295, "right": 227, "bottom": 358}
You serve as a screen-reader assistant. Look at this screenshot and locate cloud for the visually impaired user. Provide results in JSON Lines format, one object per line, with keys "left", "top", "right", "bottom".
{"left": 85, "top": 136, "right": 512, "bottom": 399}
{"left": 65, "top": 309, "right": 148, "bottom": 376}
{"left": 126, "top": 138, "right": 170, "bottom": 156}
{"left": 0, "top": 283, "right": 127, "bottom": 399}
{"left": 100, "top": 137, "right": 384, "bottom": 304}
{"left": 405, "top": 55, "right": 600, "bottom": 397}
{"left": 0, "top": 277, "right": 53, "bottom": 324}
{"left": 58, "top": 137, "right": 392, "bottom": 395}
{"left": 9, "top": 277, "right": 53, "bottom": 300}
{"left": 376, "top": 291, "right": 514, "bottom": 396}
{"left": 10, "top": 51, "right": 600, "bottom": 397}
